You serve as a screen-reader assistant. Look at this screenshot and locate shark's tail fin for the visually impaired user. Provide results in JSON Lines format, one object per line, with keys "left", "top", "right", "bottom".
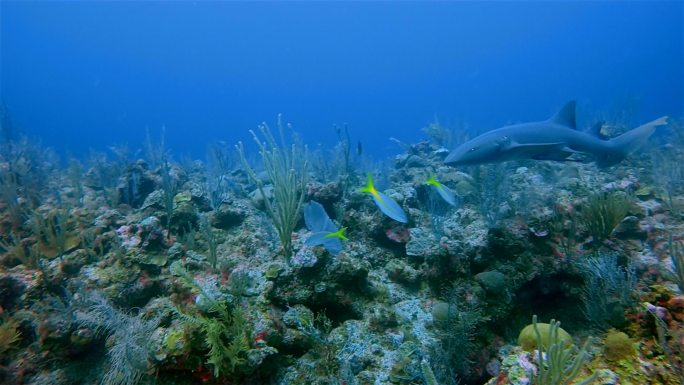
{"left": 597, "top": 116, "right": 668, "bottom": 167}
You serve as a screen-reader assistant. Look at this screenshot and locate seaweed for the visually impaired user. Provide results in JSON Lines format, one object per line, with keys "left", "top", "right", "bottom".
{"left": 169, "top": 264, "right": 252, "bottom": 378}
{"left": 0, "top": 231, "right": 39, "bottom": 268}
{"left": 204, "top": 141, "right": 239, "bottom": 209}
{"left": 0, "top": 316, "right": 21, "bottom": 358}
{"left": 67, "top": 159, "right": 85, "bottom": 206}
{"left": 578, "top": 253, "right": 637, "bottom": 329}
{"left": 144, "top": 127, "right": 166, "bottom": 170}
{"left": 0, "top": 168, "right": 26, "bottom": 231}
{"left": 75, "top": 292, "right": 160, "bottom": 385}
{"left": 432, "top": 285, "right": 488, "bottom": 382}
{"left": 668, "top": 233, "right": 684, "bottom": 293}
{"left": 474, "top": 163, "right": 513, "bottom": 228}
{"left": 581, "top": 191, "right": 631, "bottom": 249}
{"left": 550, "top": 203, "right": 579, "bottom": 258}
{"left": 199, "top": 214, "right": 218, "bottom": 269}
{"left": 30, "top": 209, "right": 71, "bottom": 260}
{"left": 173, "top": 299, "right": 250, "bottom": 378}
{"left": 291, "top": 307, "right": 339, "bottom": 379}
{"left": 160, "top": 158, "right": 178, "bottom": 239}
{"left": 645, "top": 303, "right": 684, "bottom": 380}
{"left": 422, "top": 118, "right": 452, "bottom": 147}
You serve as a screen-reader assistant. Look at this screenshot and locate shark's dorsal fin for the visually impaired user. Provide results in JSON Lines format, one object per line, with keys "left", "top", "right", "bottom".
{"left": 548, "top": 101, "right": 576, "bottom": 129}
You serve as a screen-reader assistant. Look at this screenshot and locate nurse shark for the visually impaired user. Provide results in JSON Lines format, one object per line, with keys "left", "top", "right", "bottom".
{"left": 444, "top": 101, "right": 668, "bottom": 168}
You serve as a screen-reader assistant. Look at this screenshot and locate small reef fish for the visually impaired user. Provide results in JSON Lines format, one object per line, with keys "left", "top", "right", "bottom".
{"left": 444, "top": 100, "right": 668, "bottom": 167}
{"left": 305, "top": 228, "right": 348, "bottom": 256}
{"left": 304, "top": 201, "right": 346, "bottom": 255}
{"left": 360, "top": 174, "right": 408, "bottom": 223}
{"left": 425, "top": 174, "right": 457, "bottom": 206}
{"left": 324, "top": 227, "right": 348, "bottom": 241}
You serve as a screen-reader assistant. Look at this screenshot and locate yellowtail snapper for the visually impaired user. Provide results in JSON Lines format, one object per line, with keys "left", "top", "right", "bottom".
{"left": 360, "top": 173, "right": 408, "bottom": 223}
{"left": 304, "top": 201, "right": 346, "bottom": 255}
{"left": 425, "top": 174, "right": 457, "bottom": 206}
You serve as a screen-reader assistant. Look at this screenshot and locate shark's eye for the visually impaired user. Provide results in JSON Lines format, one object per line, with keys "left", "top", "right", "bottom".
{"left": 469, "top": 147, "right": 476, "bottom": 152}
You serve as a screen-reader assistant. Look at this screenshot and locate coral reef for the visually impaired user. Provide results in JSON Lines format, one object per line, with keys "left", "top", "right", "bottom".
{"left": 0, "top": 116, "right": 683, "bottom": 385}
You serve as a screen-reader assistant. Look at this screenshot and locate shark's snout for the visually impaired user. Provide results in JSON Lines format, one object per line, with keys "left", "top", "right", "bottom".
{"left": 444, "top": 137, "right": 499, "bottom": 165}
{"left": 444, "top": 145, "right": 471, "bottom": 165}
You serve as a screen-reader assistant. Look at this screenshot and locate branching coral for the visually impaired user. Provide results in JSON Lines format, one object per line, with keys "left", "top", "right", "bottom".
{"left": 531, "top": 315, "right": 597, "bottom": 385}
{"left": 236, "top": 115, "right": 308, "bottom": 261}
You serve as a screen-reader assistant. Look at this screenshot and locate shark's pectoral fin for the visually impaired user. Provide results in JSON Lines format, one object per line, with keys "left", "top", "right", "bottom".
{"left": 503, "top": 142, "right": 578, "bottom": 161}
{"left": 504, "top": 141, "right": 566, "bottom": 155}
{"left": 532, "top": 144, "right": 587, "bottom": 161}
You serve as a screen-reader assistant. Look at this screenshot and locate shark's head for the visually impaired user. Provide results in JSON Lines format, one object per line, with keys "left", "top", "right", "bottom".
{"left": 444, "top": 132, "right": 511, "bottom": 166}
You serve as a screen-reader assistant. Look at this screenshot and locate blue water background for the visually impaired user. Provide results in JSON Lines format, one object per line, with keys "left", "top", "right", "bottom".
{"left": 1, "top": 1, "right": 682, "bottom": 159}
